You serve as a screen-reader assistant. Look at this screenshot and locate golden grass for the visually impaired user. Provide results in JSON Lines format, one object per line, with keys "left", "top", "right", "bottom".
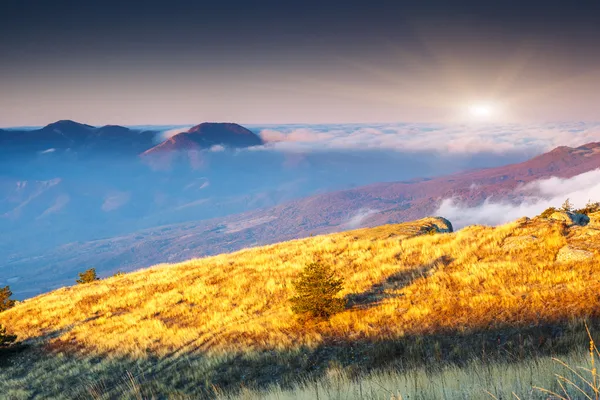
{"left": 1, "top": 214, "right": 600, "bottom": 360}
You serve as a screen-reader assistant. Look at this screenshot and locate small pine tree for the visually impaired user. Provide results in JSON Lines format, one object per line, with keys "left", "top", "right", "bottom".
{"left": 76, "top": 268, "right": 99, "bottom": 284}
{"left": 0, "top": 324, "right": 16, "bottom": 347}
{"left": 0, "top": 286, "right": 15, "bottom": 313}
{"left": 113, "top": 271, "right": 125, "bottom": 277}
{"left": 561, "top": 198, "right": 574, "bottom": 213}
{"left": 289, "top": 262, "right": 346, "bottom": 319}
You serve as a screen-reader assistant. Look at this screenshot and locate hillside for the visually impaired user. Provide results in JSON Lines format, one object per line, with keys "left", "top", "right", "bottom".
{"left": 231, "top": 141, "right": 600, "bottom": 231}
{"left": 1, "top": 212, "right": 600, "bottom": 398}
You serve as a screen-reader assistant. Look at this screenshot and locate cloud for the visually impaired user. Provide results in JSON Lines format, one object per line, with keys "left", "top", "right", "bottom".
{"left": 102, "top": 191, "right": 131, "bottom": 212}
{"left": 344, "top": 208, "right": 379, "bottom": 229}
{"left": 38, "top": 194, "right": 70, "bottom": 218}
{"left": 437, "top": 169, "right": 600, "bottom": 228}
{"left": 156, "top": 126, "right": 193, "bottom": 143}
{"left": 257, "top": 122, "right": 600, "bottom": 154}
{"left": 261, "top": 128, "right": 335, "bottom": 143}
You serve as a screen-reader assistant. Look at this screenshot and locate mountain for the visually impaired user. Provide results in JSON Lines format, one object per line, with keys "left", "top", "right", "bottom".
{"left": 142, "top": 122, "right": 264, "bottom": 155}
{"left": 252, "top": 141, "right": 600, "bottom": 231}
{"left": 4, "top": 141, "right": 600, "bottom": 298}
{"left": 0, "top": 121, "right": 264, "bottom": 160}
{"left": 1, "top": 213, "right": 599, "bottom": 398}
{"left": 0, "top": 120, "right": 157, "bottom": 159}
{"left": 37, "top": 119, "right": 95, "bottom": 137}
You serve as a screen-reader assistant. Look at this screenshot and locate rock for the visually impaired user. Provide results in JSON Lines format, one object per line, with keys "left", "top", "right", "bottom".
{"left": 588, "top": 212, "right": 600, "bottom": 229}
{"left": 431, "top": 217, "right": 453, "bottom": 233}
{"left": 556, "top": 245, "right": 594, "bottom": 262}
{"left": 571, "top": 213, "right": 591, "bottom": 226}
{"left": 549, "top": 212, "right": 589, "bottom": 226}
{"left": 502, "top": 235, "right": 538, "bottom": 250}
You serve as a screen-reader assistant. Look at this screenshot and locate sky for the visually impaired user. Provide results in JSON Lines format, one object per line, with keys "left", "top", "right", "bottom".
{"left": 2, "top": 0, "right": 600, "bottom": 126}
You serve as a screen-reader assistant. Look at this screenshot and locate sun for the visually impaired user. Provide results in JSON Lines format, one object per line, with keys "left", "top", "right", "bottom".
{"left": 464, "top": 102, "right": 502, "bottom": 122}
{"left": 468, "top": 104, "right": 493, "bottom": 118}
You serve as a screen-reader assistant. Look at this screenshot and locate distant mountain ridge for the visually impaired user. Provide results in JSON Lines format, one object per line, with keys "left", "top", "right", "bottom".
{"left": 0, "top": 120, "right": 263, "bottom": 159}
{"left": 0, "top": 120, "right": 157, "bottom": 157}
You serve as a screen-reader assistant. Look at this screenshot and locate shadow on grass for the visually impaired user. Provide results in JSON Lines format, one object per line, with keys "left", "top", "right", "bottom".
{"left": 0, "top": 343, "right": 29, "bottom": 367}
{"left": 103, "top": 317, "right": 595, "bottom": 399}
{"left": 4, "top": 317, "right": 599, "bottom": 399}
{"left": 346, "top": 255, "right": 453, "bottom": 310}
{"left": 0, "top": 323, "right": 88, "bottom": 367}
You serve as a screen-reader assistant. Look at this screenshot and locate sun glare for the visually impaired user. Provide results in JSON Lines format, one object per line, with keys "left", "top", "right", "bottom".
{"left": 469, "top": 104, "right": 492, "bottom": 117}
{"left": 465, "top": 102, "right": 502, "bottom": 122}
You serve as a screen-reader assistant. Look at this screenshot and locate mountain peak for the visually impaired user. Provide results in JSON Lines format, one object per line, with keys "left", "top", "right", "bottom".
{"left": 143, "top": 122, "right": 263, "bottom": 155}
{"left": 187, "top": 122, "right": 252, "bottom": 133}
{"left": 42, "top": 120, "right": 94, "bottom": 131}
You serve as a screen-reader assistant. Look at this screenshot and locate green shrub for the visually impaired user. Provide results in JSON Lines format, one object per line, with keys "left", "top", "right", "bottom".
{"left": 0, "top": 286, "right": 15, "bottom": 313}
{"left": 76, "top": 268, "right": 99, "bottom": 284}
{"left": 289, "top": 262, "right": 346, "bottom": 319}
{"left": 575, "top": 200, "right": 600, "bottom": 215}
{"left": 539, "top": 207, "right": 557, "bottom": 219}
{"left": 0, "top": 324, "right": 16, "bottom": 347}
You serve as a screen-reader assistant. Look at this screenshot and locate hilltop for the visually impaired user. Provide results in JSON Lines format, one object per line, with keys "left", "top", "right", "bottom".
{"left": 1, "top": 212, "right": 600, "bottom": 398}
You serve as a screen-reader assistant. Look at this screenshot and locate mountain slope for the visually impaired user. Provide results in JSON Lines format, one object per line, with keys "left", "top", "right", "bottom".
{"left": 206, "top": 141, "right": 600, "bottom": 235}
{"left": 1, "top": 213, "right": 599, "bottom": 398}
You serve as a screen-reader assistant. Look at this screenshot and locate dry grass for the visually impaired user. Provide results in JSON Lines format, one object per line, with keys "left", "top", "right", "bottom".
{"left": 1, "top": 214, "right": 599, "bottom": 358}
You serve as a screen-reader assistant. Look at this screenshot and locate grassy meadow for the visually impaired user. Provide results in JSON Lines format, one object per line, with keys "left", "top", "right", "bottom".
{"left": 1, "top": 213, "right": 600, "bottom": 398}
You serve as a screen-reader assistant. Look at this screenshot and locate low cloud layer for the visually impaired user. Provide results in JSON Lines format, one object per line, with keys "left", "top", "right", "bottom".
{"left": 344, "top": 208, "right": 379, "bottom": 229}
{"left": 258, "top": 122, "right": 600, "bottom": 154}
{"left": 438, "top": 169, "right": 600, "bottom": 228}
{"left": 156, "top": 126, "right": 193, "bottom": 143}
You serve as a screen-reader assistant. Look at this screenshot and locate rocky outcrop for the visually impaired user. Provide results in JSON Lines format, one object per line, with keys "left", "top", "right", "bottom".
{"left": 430, "top": 216, "right": 453, "bottom": 233}
{"left": 549, "top": 211, "right": 589, "bottom": 226}
{"left": 556, "top": 245, "right": 594, "bottom": 262}
{"left": 588, "top": 212, "right": 600, "bottom": 229}
{"left": 502, "top": 235, "right": 538, "bottom": 251}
